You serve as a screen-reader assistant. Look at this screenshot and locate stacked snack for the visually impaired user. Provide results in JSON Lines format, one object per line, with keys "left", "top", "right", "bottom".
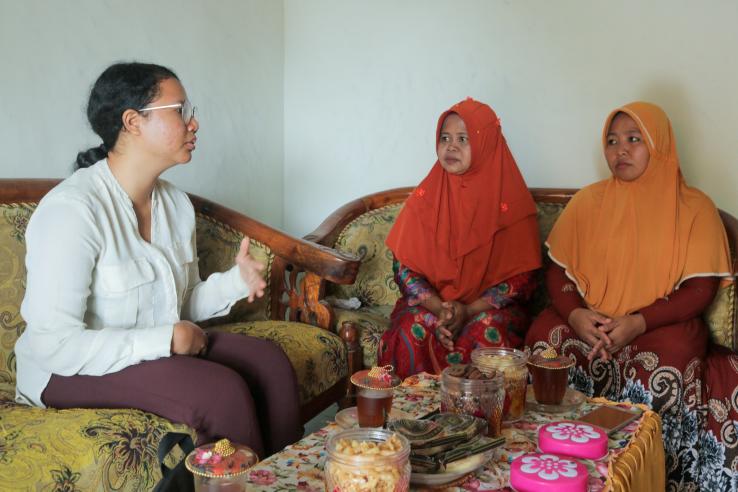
{"left": 388, "top": 413, "right": 504, "bottom": 476}
{"left": 439, "top": 364, "right": 505, "bottom": 437}
{"left": 471, "top": 347, "right": 528, "bottom": 422}
{"left": 324, "top": 429, "right": 411, "bottom": 492}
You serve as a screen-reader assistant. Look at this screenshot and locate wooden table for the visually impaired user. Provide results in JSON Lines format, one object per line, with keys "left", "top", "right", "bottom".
{"left": 242, "top": 373, "right": 663, "bottom": 491}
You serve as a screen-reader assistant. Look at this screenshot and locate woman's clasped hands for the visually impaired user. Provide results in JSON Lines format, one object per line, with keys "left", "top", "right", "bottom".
{"left": 568, "top": 308, "right": 646, "bottom": 362}
{"left": 435, "top": 301, "right": 468, "bottom": 351}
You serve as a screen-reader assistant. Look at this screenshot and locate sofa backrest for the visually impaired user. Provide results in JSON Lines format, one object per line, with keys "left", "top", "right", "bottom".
{"left": 327, "top": 192, "right": 737, "bottom": 351}
{"left": 0, "top": 194, "right": 273, "bottom": 398}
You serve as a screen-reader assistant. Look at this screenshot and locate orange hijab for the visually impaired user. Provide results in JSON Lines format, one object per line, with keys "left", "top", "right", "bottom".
{"left": 385, "top": 98, "right": 541, "bottom": 304}
{"left": 547, "top": 102, "right": 733, "bottom": 317}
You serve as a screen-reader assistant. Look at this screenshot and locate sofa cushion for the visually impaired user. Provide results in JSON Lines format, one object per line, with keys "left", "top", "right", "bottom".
{"left": 329, "top": 203, "right": 403, "bottom": 307}
{"left": 705, "top": 284, "right": 736, "bottom": 349}
{"left": 0, "top": 400, "right": 194, "bottom": 491}
{"left": 207, "top": 321, "right": 348, "bottom": 404}
{"left": 0, "top": 203, "right": 35, "bottom": 395}
{"left": 333, "top": 305, "right": 393, "bottom": 368}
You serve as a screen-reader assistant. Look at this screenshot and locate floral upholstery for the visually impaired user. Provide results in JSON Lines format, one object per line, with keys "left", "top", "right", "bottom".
{"left": 328, "top": 204, "right": 403, "bottom": 307}
{"left": 0, "top": 203, "right": 347, "bottom": 491}
{"left": 0, "top": 401, "right": 194, "bottom": 491}
{"left": 332, "top": 305, "right": 393, "bottom": 368}
{"left": 207, "top": 321, "right": 348, "bottom": 404}
{"left": 328, "top": 199, "right": 737, "bottom": 368}
{"left": 0, "top": 203, "right": 34, "bottom": 398}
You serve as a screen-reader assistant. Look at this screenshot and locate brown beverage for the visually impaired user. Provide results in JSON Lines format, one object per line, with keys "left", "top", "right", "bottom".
{"left": 356, "top": 387, "right": 393, "bottom": 427}
{"left": 529, "top": 364, "right": 569, "bottom": 404}
{"left": 528, "top": 347, "right": 574, "bottom": 405}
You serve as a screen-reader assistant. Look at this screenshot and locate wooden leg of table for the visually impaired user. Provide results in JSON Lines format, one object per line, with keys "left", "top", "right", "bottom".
{"left": 338, "top": 321, "right": 362, "bottom": 409}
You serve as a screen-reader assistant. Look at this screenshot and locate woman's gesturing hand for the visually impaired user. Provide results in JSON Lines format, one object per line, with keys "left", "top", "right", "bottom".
{"left": 171, "top": 320, "right": 208, "bottom": 356}
{"left": 236, "top": 237, "right": 266, "bottom": 302}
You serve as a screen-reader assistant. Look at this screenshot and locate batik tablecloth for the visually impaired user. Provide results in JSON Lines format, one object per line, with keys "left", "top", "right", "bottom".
{"left": 243, "top": 373, "right": 663, "bottom": 491}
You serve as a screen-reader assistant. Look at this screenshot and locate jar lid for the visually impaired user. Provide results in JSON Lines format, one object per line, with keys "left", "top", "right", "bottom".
{"left": 528, "top": 347, "right": 574, "bottom": 370}
{"left": 185, "top": 438, "right": 258, "bottom": 478}
{"left": 471, "top": 347, "right": 528, "bottom": 371}
{"left": 351, "top": 365, "right": 401, "bottom": 391}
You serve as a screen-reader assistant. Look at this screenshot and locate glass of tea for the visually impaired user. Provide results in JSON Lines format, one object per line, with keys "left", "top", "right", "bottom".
{"left": 527, "top": 346, "right": 574, "bottom": 405}
{"left": 350, "top": 366, "right": 401, "bottom": 428}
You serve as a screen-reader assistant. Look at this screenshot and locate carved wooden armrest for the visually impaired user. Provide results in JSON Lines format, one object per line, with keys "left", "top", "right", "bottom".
{"left": 188, "top": 193, "right": 361, "bottom": 331}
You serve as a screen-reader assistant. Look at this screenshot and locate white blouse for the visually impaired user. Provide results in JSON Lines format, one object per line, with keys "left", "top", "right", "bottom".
{"left": 15, "top": 161, "right": 250, "bottom": 407}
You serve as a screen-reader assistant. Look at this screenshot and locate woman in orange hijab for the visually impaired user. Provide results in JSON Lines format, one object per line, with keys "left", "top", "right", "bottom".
{"left": 378, "top": 98, "right": 541, "bottom": 379}
{"left": 525, "top": 102, "right": 733, "bottom": 488}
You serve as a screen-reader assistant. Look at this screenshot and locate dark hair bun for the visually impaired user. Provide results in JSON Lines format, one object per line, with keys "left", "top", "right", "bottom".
{"left": 75, "top": 144, "right": 108, "bottom": 169}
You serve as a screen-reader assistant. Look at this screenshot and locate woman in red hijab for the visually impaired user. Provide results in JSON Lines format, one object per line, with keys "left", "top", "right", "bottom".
{"left": 377, "top": 98, "right": 541, "bottom": 379}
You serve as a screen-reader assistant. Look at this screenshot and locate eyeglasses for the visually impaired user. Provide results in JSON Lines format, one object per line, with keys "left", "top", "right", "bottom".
{"left": 139, "top": 99, "right": 196, "bottom": 124}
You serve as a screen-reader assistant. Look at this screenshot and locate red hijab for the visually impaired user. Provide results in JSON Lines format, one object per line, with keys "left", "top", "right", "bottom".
{"left": 386, "top": 98, "right": 541, "bottom": 303}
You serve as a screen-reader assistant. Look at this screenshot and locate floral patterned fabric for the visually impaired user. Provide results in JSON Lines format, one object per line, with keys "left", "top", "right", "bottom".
{"left": 241, "top": 373, "right": 664, "bottom": 491}
{"left": 207, "top": 321, "right": 348, "bottom": 405}
{"left": 0, "top": 400, "right": 194, "bottom": 491}
{"left": 0, "top": 203, "right": 35, "bottom": 398}
{"left": 526, "top": 307, "right": 736, "bottom": 489}
{"left": 378, "top": 271, "right": 536, "bottom": 379}
{"left": 332, "top": 305, "right": 393, "bottom": 368}
{"left": 329, "top": 203, "right": 404, "bottom": 307}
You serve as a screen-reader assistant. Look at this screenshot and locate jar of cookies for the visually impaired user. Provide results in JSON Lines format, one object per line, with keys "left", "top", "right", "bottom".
{"left": 440, "top": 364, "right": 505, "bottom": 437}
{"left": 471, "top": 347, "right": 528, "bottom": 422}
{"left": 324, "top": 428, "right": 411, "bottom": 492}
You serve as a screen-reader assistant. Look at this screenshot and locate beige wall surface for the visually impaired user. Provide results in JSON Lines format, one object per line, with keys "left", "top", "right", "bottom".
{"left": 283, "top": 0, "right": 738, "bottom": 235}
{"left": 0, "top": 0, "right": 284, "bottom": 226}
{"left": 2, "top": 1, "right": 736, "bottom": 236}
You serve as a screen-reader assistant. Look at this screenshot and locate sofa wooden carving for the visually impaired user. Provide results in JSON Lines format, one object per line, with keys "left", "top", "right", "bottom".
{"left": 306, "top": 187, "right": 738, "bottom": 374}
{"left": 0, "top": 178, "right": 360, "bottom": 491}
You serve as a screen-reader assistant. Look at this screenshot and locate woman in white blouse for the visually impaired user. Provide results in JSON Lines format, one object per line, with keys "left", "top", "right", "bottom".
{"left": 14, "top": 62, "right": 301, "bottom": 457}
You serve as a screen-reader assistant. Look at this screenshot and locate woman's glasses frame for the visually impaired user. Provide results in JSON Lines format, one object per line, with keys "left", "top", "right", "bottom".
{"left": 138, "top": 99, "right": 196, "bottom": 124}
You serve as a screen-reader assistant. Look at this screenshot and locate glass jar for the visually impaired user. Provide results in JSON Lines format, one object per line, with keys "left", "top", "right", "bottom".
{"left": 472, "top": 347, "right": 528, "bottom": 422}
{"left": 185, "top": 438, "right": 258, "bottom": 492}
{"left": 440, "top": 364, "right": 505, "bottom": 437}
{"left": 324, "top": 428, "right": 411, "bottom": 492}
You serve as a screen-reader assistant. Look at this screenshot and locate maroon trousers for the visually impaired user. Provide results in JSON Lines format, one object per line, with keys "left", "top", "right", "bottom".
{"left": 41, "top": 331, "right": 301, "bottom": 458}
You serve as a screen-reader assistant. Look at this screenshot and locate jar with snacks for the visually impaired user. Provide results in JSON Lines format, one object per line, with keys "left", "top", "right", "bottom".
{"left": 440, "top": 364, "right": 505, "bottom": 438}
{"left": 471, "top": 347, "right": 528, "bottom": 422}
{"left": 324, "top": 428, "right": 411, "bottom": 492}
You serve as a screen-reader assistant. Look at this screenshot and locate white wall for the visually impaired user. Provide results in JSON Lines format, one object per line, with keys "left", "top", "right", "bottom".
{"left": 0, "top": 0, "right": 284, "bottom": 226}
{"left": 283, "top": 0, "right": 738, "bottom": 236}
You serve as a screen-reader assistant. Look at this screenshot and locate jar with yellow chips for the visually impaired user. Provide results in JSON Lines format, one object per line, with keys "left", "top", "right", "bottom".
{"left": 471, "top": 347, "right": 528, "bottom": 422}
{"left": 324, "top": 428, "right": 411, "bottom": 492}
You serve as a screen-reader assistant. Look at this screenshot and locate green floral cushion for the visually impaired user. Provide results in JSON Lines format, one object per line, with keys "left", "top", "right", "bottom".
{"left": 705, "top": 284, "right": 736, "bottom": 349}
{"left": 0, "top": 203, "right": 35, "bottom": 395}
{"left": 207, "top": 321, "right": 348, "bottom": 404}
{"left": 196, "top": 215, "right": 272, "bottom": 325}
{"left": 329, "top": 204, "right": 403, "bottom": 307}
{"left": 333, "top": 305, "right": 393, "bottom": 368}
{"left": 0, "top": 401, "right": 194, "bottom": 491}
